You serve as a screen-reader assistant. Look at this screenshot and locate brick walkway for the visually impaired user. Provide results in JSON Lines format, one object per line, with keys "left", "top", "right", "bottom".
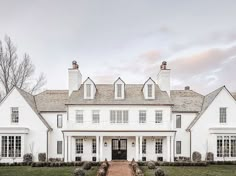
{"left": 107, "top": 161, "right": 133, "bottom": 176}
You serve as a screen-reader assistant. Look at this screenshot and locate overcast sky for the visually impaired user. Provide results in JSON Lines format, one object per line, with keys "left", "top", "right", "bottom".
{"left": 0, "top": 0, "right": 236, "bottom": 94}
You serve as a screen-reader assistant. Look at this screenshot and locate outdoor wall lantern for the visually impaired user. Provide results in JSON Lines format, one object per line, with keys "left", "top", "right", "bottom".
{"left": 151, "top": 136, "right": 154, "bottom": 141}
{"left": 84, "top": 136, "right": 87, "bottom": 141}
{"left": 104, "top": 142, "right": 107, "bottom": 147}
{"left": 132, "top": 142, "right": 135, "bottom": 147}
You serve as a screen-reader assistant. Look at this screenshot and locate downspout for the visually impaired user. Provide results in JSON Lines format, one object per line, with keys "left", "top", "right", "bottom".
{"left": 47, "top": 129, "right": 49, "bottom": 161}
{"left": 62, "top": 131, "right": 65, "bottom": 161}
{"left": 189, "top": 129, "right": 192, "bottom": 160}
{"left": 173, "top": 131, "right": 176, "bottom": 161}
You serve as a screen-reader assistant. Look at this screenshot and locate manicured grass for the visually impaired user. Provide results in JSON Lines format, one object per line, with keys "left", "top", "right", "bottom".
{"left": 141, "top": 165, "right": 236, "bottom": 176}
{"left": 0, "top": 166, "right": 98, "bottom": 176}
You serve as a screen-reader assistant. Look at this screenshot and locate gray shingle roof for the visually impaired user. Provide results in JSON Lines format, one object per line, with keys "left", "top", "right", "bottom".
{"left": 170, "top": 90, "right": 204, "bottom": 112}
{"left": 232, "top": 92, "right": 236, "bottom": 100}
{"left": 67, "top": 84, "right": 172, "bottom": 105}
{"left": 35, "top": 90, "right": 68, "bottom": 112}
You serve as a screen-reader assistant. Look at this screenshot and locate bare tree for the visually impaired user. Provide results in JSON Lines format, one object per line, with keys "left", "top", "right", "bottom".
{"left": 0, "top": 36, "right": 46, "bottom": 96}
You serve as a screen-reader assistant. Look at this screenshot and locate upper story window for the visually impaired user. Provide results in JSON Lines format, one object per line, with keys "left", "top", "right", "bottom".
{"left": 57, "top": 114, "right": 63, "bottom": 128}
{"left": 11, "top": 107, "right": 19, "bottom": 123}
{"left": 220, "top": 107, "right": 227, "bottom": 123}
{"left": 155, "top": 111, "right": 163, "bottom": 123}
{"left": 139, "top": 110, "right": 146, "bottom": 123}
{"left": 147, "top": 84, "right": 153, "bottom": 97}
{"left": 176, "top": 115, "right": 181, "bottom": 128}
{"left": 92, "top": 110, "right": 100, "bottom": 123}
{"left": 86, "top": 84, "right": 91, "bottom": 97}
{"left": 117, "top": 84, "right": 122, "bottom": 98}
{"left": 76, "top": 110, "right": 83, "bottom": 123}
{"left": 110, "top": 110, "right": 129, "bottom": 123}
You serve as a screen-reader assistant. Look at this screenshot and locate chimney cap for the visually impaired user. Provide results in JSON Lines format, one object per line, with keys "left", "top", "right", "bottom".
{"left": 185, "top": 86, "right": 190, "bottom": 90}
{"left": 162, "top": 61, "right": 167, "bottom": 65}
{"left": 72, "top": 60, "right": 79, "bottom": 69}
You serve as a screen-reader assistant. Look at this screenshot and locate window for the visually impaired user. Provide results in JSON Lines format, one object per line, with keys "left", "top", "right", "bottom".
{"left": 139, "top": 111, "right": 146, "bottom": 123}
{"left": 217, "top": 136, "right": 236, "bottom": 158}
{"left": 11, "top": 107, "right": 19, "bottom": 123}
{"left": 176, "top": 141, "right": 181, "bottom": 154}
{"left": 76, "top": 110, "right": 83, "bottom": 123}
{"left": 86, "top": 84, "right": 91, "bottom": 97}
{"left": 57, "top": 141, "right": 62, "bottom": 154}
{"left": 117, "top": 84, "right": 122, "bottom": 97}
{"left": 142, "top": 139, "right": 146, "bottom": 154}
{"left": 92, "top": 110, "right": 100, "bottom": 123}
{"left": 57, "top": 114, "right": 63, "bottom": 128}
{"left": 176, "top": 115, "right": 181, "bottom": 128}
{"left": 155, "top": 139, "right": 163, "bottom": 154}
{"left": 220, "top": 108, "right": 227, "bottom": 123}
{"left": 147, "top": 84, "right": 153, "bottom": 97}
{"left": 155, "top": 111, "right": 162, "bottom": 123}
{"left": 76, "top": 139, "right": 83, "bottom": 154}
{"left": 92, "top": 139, "right": 96, "bottom": 154}
{"left": 1, "top": 136, "right": 21, "bottom": 158}
{"left": 110, "top": 110, "right": 129, "bottom": 123}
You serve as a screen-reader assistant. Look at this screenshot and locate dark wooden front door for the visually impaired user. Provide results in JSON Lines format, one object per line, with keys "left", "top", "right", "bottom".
{"left": 112, "top": 139, "right": 127, "bottom": 160}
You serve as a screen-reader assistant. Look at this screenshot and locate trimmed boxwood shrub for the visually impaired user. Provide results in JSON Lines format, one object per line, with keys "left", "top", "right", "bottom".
{"left": 82, "top": 162, "right": 92, "bottom": 170}
{"left": 206, "top": 152, "right": 214, "bottom": 161}
{"left": 74, "top": 168, "right": 85, "bottom": 176}
{"left": 147, "top": 161, "right": 155, "bottom": 169}
{"left": 192, "top": 151, "right": 201, "bottom": 162}
{"left": 23, "top": 153, "right": 33, "bottom": 163}
{"left": 130, "top": 159, "right": 144, "bottom": 176}
{"left": 155, "top": 167, "right": 165, "bottom": 176}
{"left": 38, "top": 153, "right": 46, "bottom": 162}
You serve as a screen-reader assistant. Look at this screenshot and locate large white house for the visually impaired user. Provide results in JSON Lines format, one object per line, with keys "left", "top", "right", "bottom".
{"left": 0, "top": 61, "right": 236, "bottom": 163}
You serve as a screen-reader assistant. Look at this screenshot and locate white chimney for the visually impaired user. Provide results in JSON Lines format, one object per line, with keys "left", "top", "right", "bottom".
{"left": 157, "top": 61, "right": 170, "bottom": 96}
{"left": 68, "top": 61, "right": 82, "bottom": 96}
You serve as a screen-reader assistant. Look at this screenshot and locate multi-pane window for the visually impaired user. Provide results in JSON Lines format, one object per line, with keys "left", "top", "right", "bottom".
{"left": 142, "top": 139, "right": 146, "bottom": 154}
{"left": 231, "top": 136, "right": 236, "bottom": 157}
{"left": 176, "top": 115, "right": 181, "bottom": 128}
{"left": 217, "top": 136, "right": 236, "bottom": 157}
{"left": 117, "top": 84, "right": 122, "bottom": 97}
{"left": 110, "top": 110, "right": 129, "bottom": 123}
{"left": 57, "top": 141, "right": 62, "bottom": 154}
{"left": 1, "top": 136, "right": 21, "bottom": 158}
{"left": 92, "top": 110, "right": 100, "bottom": 123}
{"left": 1, "top": 136, "right": 7, "bottom": 157}
{"left": 11, "top": 107, "right": 19, "bottom": 123}
{"left": 139, "top": 111, "right": 146, "bottom": 123}
{"left": 86, "top": 84, "right": 91, "bottom": 98}
{"left": 76, "top": 110, "right": 83, "bottom": 123}
{"left": 155, "top": 111, "right": 163, "bottom": 123}
{"left": 92, "top": 139, "right": 96, "bottom": 154}
{"left": 220, "top": 108, "right": 227, "bottom": 123}
{"left": 147, "top": 84, "right": 153, "bottom": 97}
{"left": 76, "top": 139, "right": 83, "bottom": 154}
{"left": 155, "top": 139, "right": 163, "bottom": 154}
{"left": 176, "top": 141, "right": 181, "bottom": 154}
{"left": 57, "top": 114, "right": 63, "bottom": 128}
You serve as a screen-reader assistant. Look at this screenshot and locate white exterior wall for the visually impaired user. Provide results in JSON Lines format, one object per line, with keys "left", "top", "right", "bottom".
{"left": 0, "top": 88, "right": 48, "bottom": 162}
{"left": 41, "top": 112, "right": 67, "bottom": 160}
{"left": 67, "top": 105, "right": 172, "bottom": 130}
{"left": 173, "top": 113, "right": 196, "bottom": 158}
{"left": 191, "top": 89, "right": 236, "bottom": 161}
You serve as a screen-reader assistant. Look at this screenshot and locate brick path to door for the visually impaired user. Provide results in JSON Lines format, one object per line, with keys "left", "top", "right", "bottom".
{"left": 107, "top": 161, "right": 133, "bottom": 176}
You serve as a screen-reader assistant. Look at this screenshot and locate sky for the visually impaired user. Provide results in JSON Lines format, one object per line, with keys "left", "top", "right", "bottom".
{"left": 0, "top": 0, "right": 236, "bottom": 94}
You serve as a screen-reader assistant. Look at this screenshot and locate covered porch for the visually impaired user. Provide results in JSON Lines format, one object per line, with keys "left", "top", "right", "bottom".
{"left": 63, "top": 130, "right": 176, "bottom": 162}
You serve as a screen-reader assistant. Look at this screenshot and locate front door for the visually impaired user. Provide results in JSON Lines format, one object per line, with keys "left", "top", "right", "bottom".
{"left": 112, "top": 139, "right": 127, "bottom": 160}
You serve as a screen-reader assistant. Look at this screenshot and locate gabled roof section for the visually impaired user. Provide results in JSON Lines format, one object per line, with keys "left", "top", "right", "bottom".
{"left": 141, "top": 77, "right": 156, "bottom": 91}
{"left": 114, "top": 77, "right": 125, "bottom": 85}
{"left": 83, "top": 77, "right": 97, "bottom": 89}
{"left": 67, "top": 84, "right": 172, "bottom": 105}
{"left": 187, "top": 86, "right": 225, "bottom": 130}
{"left": 170, "top": 90, "right": 204, "bottom": 112}
{"left": 15, "top": 87, "right": 52, "bottom": 131}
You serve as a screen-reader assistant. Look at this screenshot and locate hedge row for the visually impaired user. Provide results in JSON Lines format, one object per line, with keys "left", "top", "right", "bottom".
{"left": 138, "top": 161, "right": 208, "bottom": 167}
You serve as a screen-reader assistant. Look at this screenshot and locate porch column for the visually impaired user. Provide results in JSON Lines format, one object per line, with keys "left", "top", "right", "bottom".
{"left": 96, "top": 136, "right": 99, "bottom": 161}
{"left": 170, "top": 136, "right": 174, "bottom": 162}
{"left": 100, "top": 136, "right": 103, "bottom": 161}
{"left": 139, "top": 136, "right": 143, "bottom": 161}
{"left": 166, "top": 136, "right": 170, "bottom": 162}
{"left": 135, "top": 136, "right": 139, "bottom": 161}
{"left": 64, "top": 136, "right": 68, "bottom": 162}
{"left": 68, "top": 136, "right": 72, "bottom": 162}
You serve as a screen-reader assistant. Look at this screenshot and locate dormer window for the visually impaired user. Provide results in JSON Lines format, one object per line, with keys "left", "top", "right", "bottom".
{"left": 114, "top": 77, "right": 125, "bottom": 99}
{"left": 86, "top": 84, "right": 91, "bottom": 98}
{"left": 117, "top": 84, "right": 122, "bottom": 97}
{"left": 147, "top": 84, "right": 153, "bottom": 97}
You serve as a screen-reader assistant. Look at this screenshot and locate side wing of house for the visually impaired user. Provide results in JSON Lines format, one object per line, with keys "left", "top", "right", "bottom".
{"left": 191, "top": 87, "right": 236, "bottom": 161}
{"left": 0, "top": 88, "right": 48, "bottom": 162}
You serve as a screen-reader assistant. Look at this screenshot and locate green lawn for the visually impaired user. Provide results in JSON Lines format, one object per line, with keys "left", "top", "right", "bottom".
{"left": 141, "top": 165, "right": 236, "bottom": 176}
{"left": 0, "top": 166, "right": 98, "bottom": 176}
